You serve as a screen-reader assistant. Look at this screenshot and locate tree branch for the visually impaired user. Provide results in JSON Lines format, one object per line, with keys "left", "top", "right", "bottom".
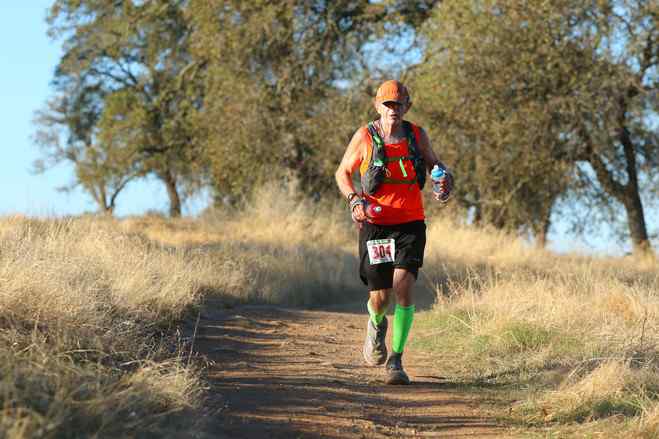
{"left": 589, "top": 151, "right": 626, "bottom": 201}
{"left": 108, "top": 174, "right": 135, "bottom": 211}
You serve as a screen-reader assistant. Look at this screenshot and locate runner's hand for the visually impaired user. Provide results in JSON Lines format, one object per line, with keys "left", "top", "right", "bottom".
{"left": 351, "top": 201, "right": 367, "bottom": 223}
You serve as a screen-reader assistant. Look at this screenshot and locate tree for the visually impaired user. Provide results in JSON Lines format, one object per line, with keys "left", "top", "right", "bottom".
{"left": 188, "top": 1, "right": 371, "bottom": 200}
{"left": 36, "top": 0, "right": 455, "bottom": 213}
{"left": 38, "top": 0, "right": 203, "bottom": 217}
{"left": 412, "top": 0, "right": 657, "bottom": 253}
{"left": 33, "top": 78, "right": 138, "bottom": 214}
{"left": 188, "top": 0, "right": 442, "bottom": 202}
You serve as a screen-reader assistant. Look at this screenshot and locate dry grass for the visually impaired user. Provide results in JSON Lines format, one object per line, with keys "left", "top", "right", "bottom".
{"left": 121, "top": 183, "right": 363, "bottom": 307}
{"left": 0, "top": 184, "right": 363, "bottom": 437}
{"left": 0, "top": 216, "right": 212, "bottom": 438}
{"left": 2, "top": 184, "right": 657, "bottom": 437}
{"left": 413, "top": 216, "right": 659, "bottom": 437}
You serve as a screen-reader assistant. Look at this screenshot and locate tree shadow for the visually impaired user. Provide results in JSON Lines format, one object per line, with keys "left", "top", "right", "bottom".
{"left": 193, "top": 306, "right": 508, "bottom": 439}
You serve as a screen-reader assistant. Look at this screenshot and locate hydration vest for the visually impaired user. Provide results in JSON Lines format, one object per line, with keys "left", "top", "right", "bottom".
{"left": 360, "top": 120, "right": 426, "bottom": 196}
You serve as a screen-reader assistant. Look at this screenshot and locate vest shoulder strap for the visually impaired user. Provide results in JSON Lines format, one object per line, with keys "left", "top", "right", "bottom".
{"left": 365, "top": 120, "right": 422, "bottom": 168}
{"left": 367, "top": 122, "right": 384, "bottom": 148}
{"left": 403, "top": 120, "right": 419, "bottom": 152}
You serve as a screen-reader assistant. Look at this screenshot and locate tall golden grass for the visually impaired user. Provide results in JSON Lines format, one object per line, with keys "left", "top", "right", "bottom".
{"left": 0, "top": 216, "right": 209, "bottom": 438}
{"left": 1, "top": 183, "right": 657, "bottom": 437}
{"left": 0, "top": 184, "right": 363, "bottom": 437}
{"left": 416, "top": 217, "right": 659, "bottom": 437}
{"left": 121, "top": 183, "right": 364, "bottom": 306}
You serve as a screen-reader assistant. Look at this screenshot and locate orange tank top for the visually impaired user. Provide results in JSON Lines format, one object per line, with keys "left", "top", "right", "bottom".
{"left": 359, "top": 123, "right": 425, "bottom": 225}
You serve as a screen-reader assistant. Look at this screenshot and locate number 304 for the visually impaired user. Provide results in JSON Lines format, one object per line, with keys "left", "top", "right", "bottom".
{"left": 372, "top": 245, "right": 391, "bottom": 259}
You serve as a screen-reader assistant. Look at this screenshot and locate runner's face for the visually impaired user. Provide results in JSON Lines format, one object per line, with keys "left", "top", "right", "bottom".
{"left": 376, "top": 100, "right": 409, "bottom": 125}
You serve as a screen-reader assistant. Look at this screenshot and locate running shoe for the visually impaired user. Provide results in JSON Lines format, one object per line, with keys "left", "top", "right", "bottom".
{"left": 385, "top": 352, "right": 410, "bottom": 385}
{"left": 363, "top": 316, "right": 388, "bottom": 366}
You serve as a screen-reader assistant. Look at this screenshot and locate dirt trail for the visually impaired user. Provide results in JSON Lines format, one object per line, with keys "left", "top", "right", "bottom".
{"left": 193, "top": 300, "right": 510, "bottom": 438}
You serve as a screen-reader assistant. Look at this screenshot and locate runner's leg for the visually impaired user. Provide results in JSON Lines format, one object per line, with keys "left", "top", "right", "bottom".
{"left": 363, "top": 288, "right": 391, "bottom": 365}
{"left": 392, "top": 268, "right": 415, "bottom": 354}
{"left": 393, "top": 268, "right": 415, "bottom": 306}
{"left": 383, "top": 268, "right": 416, "bottom": 384}
{"left": 368, "top": 288, "right": 391, "bottom": 324}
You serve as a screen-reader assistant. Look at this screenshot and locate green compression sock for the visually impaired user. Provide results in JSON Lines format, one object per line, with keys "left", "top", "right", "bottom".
{"left": 392, "top": 304, "right": 415, "bottom": 354}
{"left": 367, "top": 300, "right": 385, "bottom": 326}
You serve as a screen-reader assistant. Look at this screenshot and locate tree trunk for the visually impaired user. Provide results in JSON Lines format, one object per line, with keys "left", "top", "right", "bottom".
{"left": 619, "top": 123, "right": 652, "bottom": 255}
{"left": 535, "top": 194, "right": 557, "bottom": 249}
{"left": 160, "top": 171, "right": 182, "bottom": 218}
{"left": 622, "top": 192, "right": 651, "bottom": 255}
{"left": 473, "top": 203, "right": 482, "bottom": 226}
{"left": 535, "top": 216, "right": 550, "bottom": 249}
{"left": 586, "top": 121, "right": 653, "bottom": 256}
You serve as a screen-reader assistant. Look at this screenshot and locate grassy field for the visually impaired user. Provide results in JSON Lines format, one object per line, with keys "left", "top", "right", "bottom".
{"left": 414, "top": 218, "right": 659, "bottom": 437}
{"left": 0, "top": 185, "right": 362, "bottom": 438}
{"left": 1, "top": 184, "right": 657, "bottom": 437}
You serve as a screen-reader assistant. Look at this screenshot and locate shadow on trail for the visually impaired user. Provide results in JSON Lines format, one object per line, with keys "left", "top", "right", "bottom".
{"left": 194, "top": 304, "right": 505, "bottom": 438}
{"left": 209, "top": 377, "right": 500, "bottom": 438}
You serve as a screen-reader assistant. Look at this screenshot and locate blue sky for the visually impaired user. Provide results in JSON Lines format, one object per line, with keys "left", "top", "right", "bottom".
{"left": 0, "top": 3, "right": 653, "bottom": 255}
{"left": 0, "top": 2, "right": 187, "bottom": 217}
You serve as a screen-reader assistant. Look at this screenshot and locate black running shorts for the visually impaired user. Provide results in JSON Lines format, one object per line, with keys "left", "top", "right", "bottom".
{"left": 358, "top": 220, "right": 426, "bottom": 291}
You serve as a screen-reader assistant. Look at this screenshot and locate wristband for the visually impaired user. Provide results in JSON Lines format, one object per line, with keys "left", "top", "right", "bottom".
{"left": 349, "top": 197, "right": 362, "bottom": 212}
{"left": 347, "top": 192, "right": 358, "bottom": 201}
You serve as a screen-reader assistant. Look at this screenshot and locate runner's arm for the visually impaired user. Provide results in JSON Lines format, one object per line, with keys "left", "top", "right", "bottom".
{"left": 335, "top": 127, "right": 367, "bottom": 199}
{"left": 335, "top": 128, "right": 368, "bottom": 221}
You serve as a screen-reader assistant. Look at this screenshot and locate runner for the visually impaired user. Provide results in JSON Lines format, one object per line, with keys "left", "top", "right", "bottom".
{"left": 335, "top": 80, "right": 453, "bottom": 384}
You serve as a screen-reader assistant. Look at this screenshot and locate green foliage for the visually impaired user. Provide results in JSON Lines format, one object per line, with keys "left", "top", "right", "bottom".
{"left": 188, "top": 0, "right": 388, "bottom": 200}
{"left": 472, "top": 321, "right": 560, "bottom": 357}
{"left": 38, "top": 0, "right": 438, "bottom": 209}
{"left": 412, "top": 308, "right": 586, "bottom": 381}
{"left": 32, "top": 82, "right": 139, "bottom": 214}
{"left": 37, "top": 0, "right": 204, "bottom": 216}
{"left": 35, "top": 0, "right": 656, "bottom": 254}
{"left": 498, "top": 322, "right": 555, "bottom": 353}
{"left": 411, "top": 0, "right": 658, "bottom": 252}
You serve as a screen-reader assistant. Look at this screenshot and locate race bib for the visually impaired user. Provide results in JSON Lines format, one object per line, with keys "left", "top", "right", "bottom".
{"left": 367, "top": 239, "right": 395, "bottom": 265}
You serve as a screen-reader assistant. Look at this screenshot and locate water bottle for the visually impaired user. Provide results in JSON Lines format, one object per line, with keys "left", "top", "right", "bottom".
{"left": 431, "top": 164, "right": 449, "bottom": 201}
{"left": 363, "top": 200, "right": 383, "bottom": 219}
